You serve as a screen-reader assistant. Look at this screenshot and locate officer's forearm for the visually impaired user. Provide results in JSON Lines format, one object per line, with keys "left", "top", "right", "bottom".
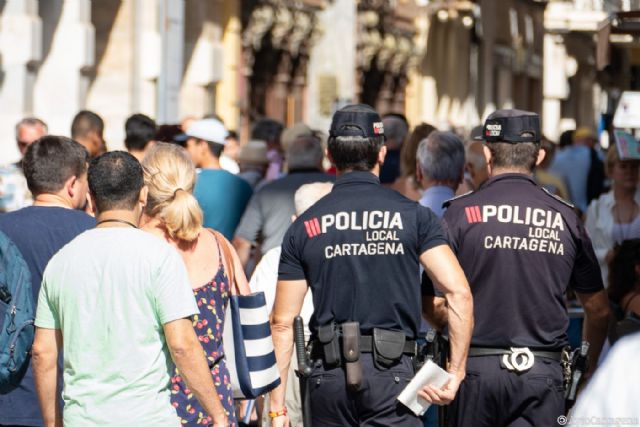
{"left": 422, "top": 295, "right": 448, "bottom": 331}
{"left": 577, "top": 290, "right": 609, "bottom": 376}
{"left": 444, "top": 288, "right": 474, "bottom": 378}
{"left": 269, "top": 319, "right": 294, "bottom": 410}
{"left": 583, "top": 316, "right": 607, "bottom": 377}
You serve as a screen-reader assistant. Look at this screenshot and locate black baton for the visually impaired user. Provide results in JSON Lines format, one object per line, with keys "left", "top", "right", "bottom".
{"left": 294, "top": 316, "right": 312, "bottom": 427}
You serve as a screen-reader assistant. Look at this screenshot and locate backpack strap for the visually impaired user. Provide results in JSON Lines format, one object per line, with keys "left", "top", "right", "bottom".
{"left": 207, "top": 229, "right": 238, "bottom": 295}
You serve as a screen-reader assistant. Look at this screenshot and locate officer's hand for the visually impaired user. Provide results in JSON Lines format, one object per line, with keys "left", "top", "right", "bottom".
{"left": 417, "top": 374, "right": 463, "bottom": 405}
{"left": 270, "top": 414, "right": 290, "bottom": 427}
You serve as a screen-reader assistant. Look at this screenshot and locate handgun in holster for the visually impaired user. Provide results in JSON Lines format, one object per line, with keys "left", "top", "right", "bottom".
{"left": 564, "top": 341, "right": 589, "bottom": 410}
{"left": 342, "top": 322, "right": 362, "bottom": 391}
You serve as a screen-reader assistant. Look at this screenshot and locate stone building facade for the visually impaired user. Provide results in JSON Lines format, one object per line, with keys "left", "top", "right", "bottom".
{"left": 0, "top": 0, "right": 241, "bottom": 162}
{"left": 406, "top": 0, "right": 546, "bottom": 133}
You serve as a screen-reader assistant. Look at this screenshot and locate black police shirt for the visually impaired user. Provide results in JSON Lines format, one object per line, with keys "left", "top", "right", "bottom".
{"left": 441, "top": 173, "right": 603, "bottom": 350}
{"left": 278, "top": 171, "right": 447, "bottom": 339}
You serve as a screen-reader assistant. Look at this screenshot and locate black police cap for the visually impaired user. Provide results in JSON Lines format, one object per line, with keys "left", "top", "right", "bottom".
{"left": 476, "top": 109, "right": 540, "bottom": 144}
{"left": 329, "top": 104, "right": 385, "bottom": 139}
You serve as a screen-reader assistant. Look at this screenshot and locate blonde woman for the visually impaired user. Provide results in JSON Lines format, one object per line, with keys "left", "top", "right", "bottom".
{"left": 586, "top": 148, "right": 640, "bottom": 286}
{"left": 141, "top": 142, "right": 250, "bottom": 427}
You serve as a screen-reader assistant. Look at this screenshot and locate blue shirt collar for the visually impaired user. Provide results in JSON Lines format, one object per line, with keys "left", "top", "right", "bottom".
{"left": 419, "top": 186, "right": 455, "bottom": 218}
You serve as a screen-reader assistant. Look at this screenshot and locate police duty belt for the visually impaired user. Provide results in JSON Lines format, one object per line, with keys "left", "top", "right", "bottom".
{"left": 468, "top": 347, "right": 563, "bottom": 373}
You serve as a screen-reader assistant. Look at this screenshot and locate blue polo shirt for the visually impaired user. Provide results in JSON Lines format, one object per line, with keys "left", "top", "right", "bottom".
{"left": 0, "top": 206, "right": 95, "bottom": 426}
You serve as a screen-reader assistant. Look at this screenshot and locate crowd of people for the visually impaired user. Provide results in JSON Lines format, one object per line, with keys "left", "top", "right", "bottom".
{"left": 0, "top": 104, "right": 638, "bottom": 427}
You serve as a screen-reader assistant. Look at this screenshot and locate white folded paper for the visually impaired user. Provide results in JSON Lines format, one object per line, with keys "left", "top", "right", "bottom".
{"left": 397, "top": 359, "right": 454, "bottom": 416}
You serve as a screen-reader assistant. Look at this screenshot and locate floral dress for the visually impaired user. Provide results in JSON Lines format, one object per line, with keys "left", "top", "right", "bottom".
{"left": 170, "top": 238, "right": 237, "bottom": 426}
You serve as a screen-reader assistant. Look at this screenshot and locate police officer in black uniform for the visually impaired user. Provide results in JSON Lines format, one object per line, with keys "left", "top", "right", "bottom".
{"left": 432, "top": 109, "right": 610, "bottom": 427}
{"left": 268, "top": 104, "right": 473, "bottom": 427}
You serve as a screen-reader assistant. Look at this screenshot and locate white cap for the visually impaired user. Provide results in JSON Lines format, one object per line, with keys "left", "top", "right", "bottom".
{"left": 185, "top": 118, "right": 228, "bottom": 145}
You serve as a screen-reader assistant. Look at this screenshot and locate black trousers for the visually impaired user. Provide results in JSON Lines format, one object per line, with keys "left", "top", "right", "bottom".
{"left": 308, "top": 353, "right": 422, "bottom": 427}
{"left": 448, "top": 356, "right": 565, "bottom": 427}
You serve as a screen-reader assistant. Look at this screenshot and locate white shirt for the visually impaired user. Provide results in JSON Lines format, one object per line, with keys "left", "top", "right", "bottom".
{"left": 249, "top": 246, "right": 314, "bottom": 340}
{"left": 570, "top": 334, "right": 640, "bottom": 423}
{"left": 220, "top": 154, "right": 240, "bottom": 174}
{"left": 585, "top": 189, "right": 640, "bottom": 286}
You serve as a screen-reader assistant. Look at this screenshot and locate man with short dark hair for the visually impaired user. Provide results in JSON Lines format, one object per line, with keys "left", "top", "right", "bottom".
{"left": 71, "top": 110, "right": 106, "bottom": 158}
{"left": 0, "top": 136, "right": 94, "bottom": 427}
{"left": 180, "top": 118, "right": 252, "bottom": 239}
{"left": 32, "top": 151, "right": 229, "bottom": 427}
{"left": 233, "top": 134, "right": 334, "bottom": 266}
{"left": 417, "top": 131, "right": 465, "bottom": 218}
{"left": 435, "top": 109, "right": 610, "bottom": 427}
{"left": 0, "top": 118, "right": 48, "bottom": 212}
{"left": 269, "top": 104, "right": 473, "bottom": 427}
{"left": 124, "top": 113, "right": 157, "bottom": 162}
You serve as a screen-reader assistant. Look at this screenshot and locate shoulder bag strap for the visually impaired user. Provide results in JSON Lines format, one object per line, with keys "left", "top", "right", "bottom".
{"left": 208, "top": 229, "right": 238, "bottom": 295}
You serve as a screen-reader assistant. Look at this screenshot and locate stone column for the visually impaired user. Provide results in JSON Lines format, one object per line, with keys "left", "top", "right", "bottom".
{"left": 157, "top": 0, "right": 184, "bottom": 124}
{"left": 133, "top": 0, "right": 161, "bottom": 117}
{"left": 217, "top": 0, "right": 241, "bottom": 131}
{"left": 85, "top": 0, "right": 131, "bottom": 151}
{"left": 543, "top": 34, "right": 570, "bottom": 141}
{"left": 33, "top": 0, "right": 93, "bottom": 137}
{"left": 305, "top": 0, "right": 357, "bottom": 132}
{"left": 180, "top": 0, "right": 223, "bottom": 121}
{"left": 0, "top": 0, "right": 41, "bottom": 162}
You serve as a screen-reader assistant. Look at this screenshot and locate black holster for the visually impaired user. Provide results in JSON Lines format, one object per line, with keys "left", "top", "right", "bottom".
{"left": 372, "top": 328, "right": 406, "bottom": 369}
{"left": 318, "top": 323, "right": 341, "bottom": 366}
{"left": 342, "top": 322, "right": 362, "bottom": 391}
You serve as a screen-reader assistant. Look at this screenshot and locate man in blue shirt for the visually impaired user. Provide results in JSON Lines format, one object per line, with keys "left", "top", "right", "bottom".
{"left": 416, "top": 131, "right": 466, "bottom": 218}
{"left": 0, "top": 136, "right": 95, "bottom": 427}
{"left": 179, "top": 118, "right": 252, "bottom": 239}
{"left": 415, "top": 131, "right": 466, "bottom": 427}
{"left": 549, "top": 128, "right": 604, "bottom": 213}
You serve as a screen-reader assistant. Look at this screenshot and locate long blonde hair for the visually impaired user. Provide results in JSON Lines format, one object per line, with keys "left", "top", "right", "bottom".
{"left": 142, "top": 142, "right": 203, "bottom": 241}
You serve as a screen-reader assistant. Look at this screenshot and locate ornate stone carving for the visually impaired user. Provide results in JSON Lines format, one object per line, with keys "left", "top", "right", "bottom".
{"left": 271, "top": 6, "right": 294, "bottom": 49}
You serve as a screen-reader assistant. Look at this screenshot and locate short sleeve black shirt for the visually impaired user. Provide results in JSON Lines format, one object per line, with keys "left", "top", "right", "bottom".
{"left": 279, "top": 171, "right": 447, "bottom": 339}
{"left": 442, "top": 174, "right": 603, "bottom": 349}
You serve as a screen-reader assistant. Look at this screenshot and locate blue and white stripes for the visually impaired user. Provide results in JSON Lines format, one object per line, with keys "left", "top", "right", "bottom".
{"left": 223, "top": 291, "right": 281, "bottom": 399}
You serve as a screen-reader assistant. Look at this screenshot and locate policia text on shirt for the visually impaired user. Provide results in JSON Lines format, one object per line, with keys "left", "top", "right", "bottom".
{"left": 268, "top": 104, "right": 473, "bottom": 427}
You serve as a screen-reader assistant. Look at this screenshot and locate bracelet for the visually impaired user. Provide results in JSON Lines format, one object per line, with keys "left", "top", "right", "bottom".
{"left": 268, "top": 407, "right": 288, "bottom": 418}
